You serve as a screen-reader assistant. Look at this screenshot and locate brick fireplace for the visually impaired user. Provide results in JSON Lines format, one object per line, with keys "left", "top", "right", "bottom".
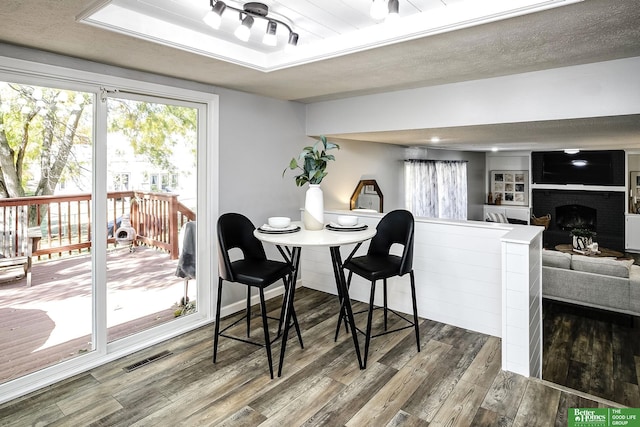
{"left": 532, "top": 189, "right": 625, "bottom": 251}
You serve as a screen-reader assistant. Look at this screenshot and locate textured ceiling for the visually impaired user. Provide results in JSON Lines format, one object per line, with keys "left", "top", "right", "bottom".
{"left": 0, "top": 0, "right": 639, "bottom": 150}
{"left": 80, "top": 0, "right": 578, "bottom": 71}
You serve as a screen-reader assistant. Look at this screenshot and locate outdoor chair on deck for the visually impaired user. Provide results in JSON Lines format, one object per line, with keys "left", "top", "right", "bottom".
{"left": 214, "top": 213, "right": 303, "bottom": 378}
{"left": 175, "top": 221, "right": 196, "bottom": 314}
{"left": 0, "top": 206, "right": 40, "bottom": 287}
{"left": 337, "top": 209, "right": 420, "bottom": 368}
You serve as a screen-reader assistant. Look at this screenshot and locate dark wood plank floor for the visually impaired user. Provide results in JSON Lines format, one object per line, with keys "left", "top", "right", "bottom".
{"left": 542, "top": 299, "right": 640, "bottom": 407}
{"left": 0, "top": 288, "right": 618, "bottom": 427}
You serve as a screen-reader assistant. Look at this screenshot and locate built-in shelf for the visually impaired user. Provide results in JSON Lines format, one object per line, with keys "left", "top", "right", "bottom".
{"left": 625, "top": 214, "right": 640, "bottom": 252}
{"left": 483, "top": 205, "right": 530, "bottom": 224}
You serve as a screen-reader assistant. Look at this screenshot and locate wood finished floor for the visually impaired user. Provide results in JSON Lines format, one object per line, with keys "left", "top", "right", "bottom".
{"left": 0, "top": 288, "right": 620, "bottom": 427}
{"left": 542, "top": 299, "right": 640, "bottom": 407}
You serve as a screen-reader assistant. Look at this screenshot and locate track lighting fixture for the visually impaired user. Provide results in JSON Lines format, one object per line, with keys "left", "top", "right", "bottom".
{"left": 370, "top": 0, "right": 400, "bottom": 21}
{"left": 203, "top": 1, "right": 299, "bottom": 49}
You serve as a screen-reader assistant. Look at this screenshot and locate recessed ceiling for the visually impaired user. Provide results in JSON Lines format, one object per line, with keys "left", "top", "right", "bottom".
{"left": 78, "top": 0, "right": 583, "bottom": 72}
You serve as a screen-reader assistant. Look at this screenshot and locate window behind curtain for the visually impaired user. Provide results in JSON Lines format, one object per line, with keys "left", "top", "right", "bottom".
{"left": 405, "top": 160, "right": 467, "bottom": 220}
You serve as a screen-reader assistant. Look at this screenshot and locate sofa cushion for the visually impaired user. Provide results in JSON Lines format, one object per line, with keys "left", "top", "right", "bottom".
{"left": 571, "top": 255, "right": 634, "bottom": 278}
{"left": 629, "top": 265, "right": 640, "bottom": 314}
{"left": 542, "top": 267, "right": 630, "bottom": 312}
{"left": 542, "top": 249, "right": 571, "bottom": 269}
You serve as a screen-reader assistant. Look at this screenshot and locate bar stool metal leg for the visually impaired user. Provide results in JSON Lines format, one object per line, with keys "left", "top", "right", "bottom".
{"left": 213, "top": 278, "right": 223, "bottom": 363}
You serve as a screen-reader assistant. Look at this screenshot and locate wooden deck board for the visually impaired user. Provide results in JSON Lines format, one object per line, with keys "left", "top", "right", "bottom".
{"left": 0, "top": 246, "right": 188, "bottom": 384}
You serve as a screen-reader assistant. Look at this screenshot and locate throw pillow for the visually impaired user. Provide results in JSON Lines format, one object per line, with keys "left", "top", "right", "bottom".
{"left": 571, "top": 255, "right": 634, "bottom": 278}
{"left": 486, "top": 212, "right": 509, "bottom": 223}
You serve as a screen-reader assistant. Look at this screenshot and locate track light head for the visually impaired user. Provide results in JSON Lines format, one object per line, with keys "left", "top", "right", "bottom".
{"left": 263, "top": 20, "right": 278, "bottom": 46}
{"left": 287, "top": 32, "right": 298, "bottom": 47}
{"left": 370, "top": 0, "right": 388, "bottom": 20}
{"left": 371, "top": 0, "right": 400, "bottom": 21}
{"left": 234, "top": 14, "right": 254, "bottom": 42}
{"left": 203, "top": 0, "right": 226, "bottom": 29}
{"left": 388, "top": 0, "right": 399, "bottom": 20}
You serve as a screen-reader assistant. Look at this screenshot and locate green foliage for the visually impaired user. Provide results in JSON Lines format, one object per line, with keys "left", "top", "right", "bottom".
{"left": 0, "top": 81, "right": 196, "bottom": 198}
{"left": 569, "top": 228, "right": 596, "bottom": 238}
{"left": 107, "top": 99, "right": 197, "bottom": 172}
{"left": 283, "top": 136, "right": 340, "bottom": 187}
{"left": 0, "top": 83, "right": 93, "bottom": 197}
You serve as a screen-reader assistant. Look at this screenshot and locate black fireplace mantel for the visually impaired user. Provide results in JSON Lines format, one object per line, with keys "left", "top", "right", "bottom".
{"left": 532, "top": 189, "right": 625, "bottom": 251}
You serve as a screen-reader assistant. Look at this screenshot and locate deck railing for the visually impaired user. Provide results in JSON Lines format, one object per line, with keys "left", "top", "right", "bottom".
{"left": 0, "top": 191, "right": 194, "bottom": 260}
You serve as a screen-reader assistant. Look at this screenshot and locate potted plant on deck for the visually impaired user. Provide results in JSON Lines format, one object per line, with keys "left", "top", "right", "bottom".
{"left": 570, "top": 228, "right": 596, "bottom": 251}
{"left": 283, "top": 136, "right": 339, "bottom": 230}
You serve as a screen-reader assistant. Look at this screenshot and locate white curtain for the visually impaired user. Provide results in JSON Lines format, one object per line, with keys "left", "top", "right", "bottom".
{"left": 405, "top": 160, "right": 467, "bottom": 220}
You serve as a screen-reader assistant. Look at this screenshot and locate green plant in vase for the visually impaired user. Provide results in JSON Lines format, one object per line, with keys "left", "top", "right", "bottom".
{"left": 570, "top": 228, "right": 596, "bottom": 251}
{"left": 283, "top": 136, "right": 339, "bottom": 230}
{"left": 283, "top": 135, "right": 340, "bottom": 186}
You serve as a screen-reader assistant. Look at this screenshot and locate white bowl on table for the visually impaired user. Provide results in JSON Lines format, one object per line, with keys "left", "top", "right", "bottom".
{"left": 337, "top": 215, "right": 358, "bottom": 227}
{"left": 267, "top": 216, "right": 291, "bottom": 228}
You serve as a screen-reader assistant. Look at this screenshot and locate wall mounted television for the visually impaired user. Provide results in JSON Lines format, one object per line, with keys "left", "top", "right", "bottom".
{"left": 531, "top": 150, "right": 625, "bottom": 186}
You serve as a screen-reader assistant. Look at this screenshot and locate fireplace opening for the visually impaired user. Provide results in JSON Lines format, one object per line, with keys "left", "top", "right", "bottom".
{"left": 556, "top": 204, "right": 597, "bottom": 231}
{"left": 532, "top": 189, "right": 623, "bottom": 251}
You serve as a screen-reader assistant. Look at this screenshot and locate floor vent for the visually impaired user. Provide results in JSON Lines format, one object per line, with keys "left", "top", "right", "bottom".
{"left": 123, "top": 350, "right": 172, "bottom": 372}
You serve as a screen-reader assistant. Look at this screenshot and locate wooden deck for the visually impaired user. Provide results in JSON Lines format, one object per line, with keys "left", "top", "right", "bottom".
{"left": 0, "top": 246, "right": 192, "bottom": 385}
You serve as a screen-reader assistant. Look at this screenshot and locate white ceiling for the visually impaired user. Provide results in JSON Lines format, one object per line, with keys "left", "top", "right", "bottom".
{"left": 78, "top": 0, "right": 582, "bottom": 72}
{"left": 0, "top": 0, "right": 639, "bottom": 151}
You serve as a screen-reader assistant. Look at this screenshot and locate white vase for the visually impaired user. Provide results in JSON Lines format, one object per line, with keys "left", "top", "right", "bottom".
{"left": 573, "top": 235, "right": 592, "bottom": 251}
{"left": 303, "top": 184, "right": 324, "bottom": 230}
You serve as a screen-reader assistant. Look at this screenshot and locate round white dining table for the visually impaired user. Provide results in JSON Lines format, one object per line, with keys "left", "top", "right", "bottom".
{"left": 254, "top": 222, "right": 376, "bottom": 376}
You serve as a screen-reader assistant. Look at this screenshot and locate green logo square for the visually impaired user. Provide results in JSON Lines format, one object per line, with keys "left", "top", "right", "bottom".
{"left": 569, "top": 408, "right": 608, "bottom": 427}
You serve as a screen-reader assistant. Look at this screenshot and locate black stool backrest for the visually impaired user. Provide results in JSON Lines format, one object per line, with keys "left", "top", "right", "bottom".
{"left": 217, "top": 213, "right": 267, "bottom": 282}
{"left": 367, "top": 209, "right": 415, "bottom": 276}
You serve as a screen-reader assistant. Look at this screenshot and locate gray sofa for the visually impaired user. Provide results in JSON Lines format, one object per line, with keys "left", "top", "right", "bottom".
{"left": 542, "top": 249, "right": 640, "bottom": 316}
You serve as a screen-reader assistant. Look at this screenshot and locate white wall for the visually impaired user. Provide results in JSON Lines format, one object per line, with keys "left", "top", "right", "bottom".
{"left": 217, "top": 87, "right": 306, "bottom": 224}
{"left": 304, "top": 212, "right": 506, "bottom": 337}
{"left": 629, "top": 153, "right": 640, "bottom": 172}
{"left": 486, "top": 151, "right": 531, "bottom": 203}
{"left": 322, "top": 141, "right": 487, "bottom": 219}
{"left": 306, "top": 57, "right": 640, "bottom": 135}
{"left": 319, "top": 139, "right": 406, "bottom": 212}
{"left": 486, "top": 151, "right": 530, "bottom": 175}
{"left": 215, "top": 87, "right": 308, "bottom": 303}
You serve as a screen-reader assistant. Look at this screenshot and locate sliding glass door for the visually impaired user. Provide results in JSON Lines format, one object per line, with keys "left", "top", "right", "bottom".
{"left": 105, "top": 94, "right": 198, "bottom": 342}
{"left": 0, "top": 57, "right": 215, "bottom": 401}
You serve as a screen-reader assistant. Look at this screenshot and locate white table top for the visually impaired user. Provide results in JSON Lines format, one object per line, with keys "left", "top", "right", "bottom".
{"left": 254, "top": 221, "right": 376, "bottom": 247}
